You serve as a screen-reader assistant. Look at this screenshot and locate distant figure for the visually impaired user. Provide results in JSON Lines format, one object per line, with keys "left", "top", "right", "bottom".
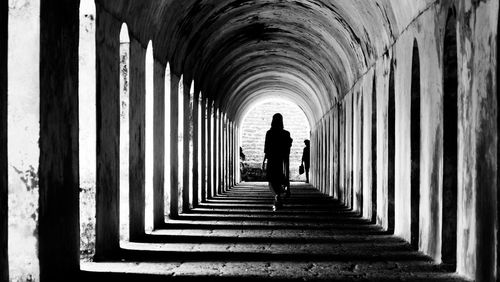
{"left": 302, "top": 139, "right": 310, "bottom": 183}
{"left": 240, "top": 147, "right": 246, "bottom": 181}
{"left": 240, "top": 147, "right": 246, "bottom": 161}
{"left": 262, "top": 113, "right": 293, "bottom": 211}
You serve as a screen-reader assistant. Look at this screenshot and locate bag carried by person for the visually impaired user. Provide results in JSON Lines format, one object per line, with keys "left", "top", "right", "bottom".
{"left": 299, "top": 164, "right": 304, "bottom": 175}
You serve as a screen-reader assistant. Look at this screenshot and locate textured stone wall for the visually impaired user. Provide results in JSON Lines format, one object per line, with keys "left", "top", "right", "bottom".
{"left": 241, "top": 100, "right": 310, "bottom": 181}
{"left": 316, "top": 1, "right": 499, "bottom": 280}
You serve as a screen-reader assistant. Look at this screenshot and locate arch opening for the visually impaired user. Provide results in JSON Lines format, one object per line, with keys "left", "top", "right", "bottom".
{"left": 119, "top": 22, "right": 130, "bottom": 243}
{"left": 177, "top": 77, "right": 185, "bottom": 214}
{"left": 442, "top": 9, "right": 458, "bottom": 268}
{"left": 388, "top": 60, "right": 396, "bottom": 233}
{"left": 164, "top": 64, "right": 171, "bottom": 218}
{"left": 410, "top": 40, "right": 421, "bottom": 250}
{"left": 8, "top": 0, "right": 41, "bottom": 279}
{"left": 78, "top": 0, "right": 96, "bottom": 261}
{"left": 240, "top": 98, "right": 310, "bottom": 183}
{"left": 371, "top": 74, "right": 377, "bottom": 224}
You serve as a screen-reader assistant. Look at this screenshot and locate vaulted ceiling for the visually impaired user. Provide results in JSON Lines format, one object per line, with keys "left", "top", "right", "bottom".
{"left": 97, "top": 0, "right": 434, "bottom": 123}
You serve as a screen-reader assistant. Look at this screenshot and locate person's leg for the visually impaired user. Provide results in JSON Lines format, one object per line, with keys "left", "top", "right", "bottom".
{"left": 305, "top": 167, "right": 309, "bottom": 183}
{"left": 284, "top": 159, "right": 291, "bottom": 197}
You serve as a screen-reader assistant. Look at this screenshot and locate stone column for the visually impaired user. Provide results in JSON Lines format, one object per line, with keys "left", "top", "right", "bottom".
{"left": 311, "top": 129, "right": 316, "bottom": 186}
{"left": 192, "top": 90, "right": 200, "bottom": 207}
{"left": 169, "top": 75, "right": 180, "bottom": 217}
{"left": 38, "top": 1, "right": 80, "bottom": 280}
{"left": 182, "top": 81, "right": 191, "bottom": 212}
{"left": 0, "top": 0, "right": 7, "bottom": 279}
{"left": 234, "top": 123, "right": 238, "bottom": 185}
{"left": 153, "top": 59, "right": 165, "bottom": 228}
{"left": 206, "top": 102, "right": 213, "bottom": 199}
{"left": 220, "top": 114, "right": 225, "bottom": 192}
{"left": 220, "top": 115, "right": 225, "bottom": 192}
{"left": 334, "top": 107, "right": 339, "bottom": 200}
{"left": 129, "top": 38, "right": 146, "bottom": 240}
{"left": 94, "top": 6, "right": 121, "bottom": 258}
{"left": 200, "top": 96, "right": 207, "bottom": 202}
{"left": 329, "top": 113, "right": 335, "bottom": 197}
{"left": 224, "top": 115, "right": 229, "bottom": 191}
{"left": 214, "top": 108, "right": 220, "bottom": 195}
{"left": 323, "top": 119, "right": 327, "bottom": 194}
{"left": 320, "top": 121, "right": 324, "bottom": 193}
{"left": 339, "top": 103, "right": 345, "bottom": 204}
{"left": 229, "top": 121, "right": 234, "bottom": 187}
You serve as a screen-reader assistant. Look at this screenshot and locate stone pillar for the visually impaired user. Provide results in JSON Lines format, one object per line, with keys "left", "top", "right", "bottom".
{"left": 321, "top": 121, "right": 325, "bottom": 193}
{"left": 39, "top": 1, "right": 80, "bottom": 280}
{"left": 332, "top": 106, "right": 339, "bottom": 199}
{"left": 339, "top": 103, "right": 345, "bottom": 204}
{"left": 324, "top": 119, "right": 328, "bottom": 194}
{"left": 192, "top": 90, "right": 200, "bottom": 207}
{"left": 0, "top": 0, "right": 7, "bottom": 279}
{"left": 200, "top": 97, "right": 207, "bottom": 202}
{"left": 206, "top": 102, "right": 213, "bottom": 199}
{"left": 229, "top": 122, "right": 233, "bottom": 187}
{"left": 224, "top": 116, "right": 229, "bottom": 191}
{"left": 311, "top": 129, "right": 316, "bottom": 187}
{"left": 215, "top": 109, "right": 220, "bottom": 195}
{"left": 169, "top": 75, "right": 180, "bottom": 217}
{"left": 221, "top": 112, "right": 225, "bottom": 192}
{"left": 334, "top": 107, "right": 339, "bottom": 200}
{"left": 129, "top": 38, "right": 146, "bottom": 240}
{"left": 329, "top": 113, "right": 335, "bottom": 197}
{"left": 95, "top": 6, "right": 121, "bottom": 258}
{"left": 182, "top": 81, "right": 191, "bottom": 212}
{"left": 153, "top": 60, "right": 165, "bottom": 228}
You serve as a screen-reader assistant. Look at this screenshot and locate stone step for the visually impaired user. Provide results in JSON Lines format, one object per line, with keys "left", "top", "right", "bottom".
{"left": 82, "top": 183, "right": 466, "bottom": 281}
{"left": 80, "top": 261, "right": 465, "bottom": 282}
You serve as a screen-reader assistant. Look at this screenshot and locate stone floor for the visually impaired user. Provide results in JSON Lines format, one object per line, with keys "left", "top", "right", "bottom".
{"left": 80, "top": 182, "right": 469, "bottom": 281}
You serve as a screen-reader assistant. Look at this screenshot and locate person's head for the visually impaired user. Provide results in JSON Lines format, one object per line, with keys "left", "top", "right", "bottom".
{"left": 270, "top": 113, "right": 284, "bottom": 130}
{"left": 304, "top": 139, "right": 310, "bottom": 147}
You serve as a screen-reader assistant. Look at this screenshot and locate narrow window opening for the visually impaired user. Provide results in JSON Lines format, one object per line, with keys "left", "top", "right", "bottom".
{"left": 164, "top": 64, "right": 171, "bottom": 217}
{"left": 178, "top": 76, "right": 184, "bottom": 214}
{"left": 188, "top": 83, "right": 194, "bottom": 209}
{"left": 8, "top": 0, "right": 41, "bottom": 279}
{"left": 119, "top": 23, "right": 130, "bottom": 242}
{"left": 78, "top": 0, "right": 96, "bottom": 261}
{"left": 197, "top": 92, "right": 203, "bottom": 203}
{"left": 410, "top": 40, "right": 421, "bottom": 250}
{"left": 442, "top": 9, "right": 458, "bottom": 268}
{"left": 388, "top": 60, "right": 396, "bottom": 233}
{"left": 371, "top": 74, "right": 377, "bottom": 224}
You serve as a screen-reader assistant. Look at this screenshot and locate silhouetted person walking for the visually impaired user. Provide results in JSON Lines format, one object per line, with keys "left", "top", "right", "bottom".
{"left": 302, "top": 139, "right": 310, "bottom": 183}
{"left": 262, "top": 113, "right": 293, "bottom": 211}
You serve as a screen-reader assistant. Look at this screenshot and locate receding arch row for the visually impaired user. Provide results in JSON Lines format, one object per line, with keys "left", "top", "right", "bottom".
{"left": 94, "top": 0, "right": 412, "bottom": 127}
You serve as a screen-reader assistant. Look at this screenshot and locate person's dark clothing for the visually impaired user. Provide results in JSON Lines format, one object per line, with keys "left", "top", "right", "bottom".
{"left": 302, "top": 146, "right": 310, "bottom": 169}
{"left": 264, "top": 129, "right": 292, "bottom": 195}
{"left": 302, "top": 144, "right": 310, "bottom": 183}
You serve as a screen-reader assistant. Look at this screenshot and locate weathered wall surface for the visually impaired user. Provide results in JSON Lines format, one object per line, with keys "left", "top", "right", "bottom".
{"left": 0, "top": 0, "right": 7, "bottom": 281}
{"left": 455, "top": 1, "right": 498, "bottom": 280}
{"left": 315, "top": 1, "right": 499, "bottom": 280}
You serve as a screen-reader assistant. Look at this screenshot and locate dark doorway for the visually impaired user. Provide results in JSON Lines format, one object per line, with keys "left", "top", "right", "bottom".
{"left": 371, "top": 74, "right": 377, "bottom": 224}
{"left": 388, "top": 60, "right": 395, "bottom": 233}
{"left": 442, "top": 9, "right": 458, "bottom": 268}
{"left": 410, "top": 40, "right": 421, "bottom": 250}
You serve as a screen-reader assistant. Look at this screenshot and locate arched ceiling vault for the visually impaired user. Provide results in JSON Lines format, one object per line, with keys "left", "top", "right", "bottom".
{"left": 96, "top": 0, "right": 432, "bottom": 124}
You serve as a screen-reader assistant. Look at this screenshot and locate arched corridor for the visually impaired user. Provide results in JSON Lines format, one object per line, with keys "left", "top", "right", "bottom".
{"left": 1, "top": 0, "right": 499, "bottom": 281}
